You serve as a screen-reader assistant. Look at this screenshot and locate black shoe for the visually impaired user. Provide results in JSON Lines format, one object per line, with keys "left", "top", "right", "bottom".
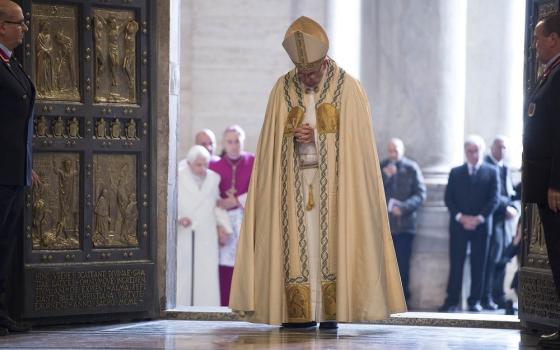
{"left": 0, "top": 316, "right": 30, "bottom": 333}
{"left": 481, "top": 300, "right": 498, "bottom": 311}
{"left": 438, "top": 303, "right": 460, "bottom": 312}
{"left": 468, "top": 303, "right": 483, "bottom": 312}
{"left": 539, "top": 331, "right": 560, "bottom": 348}
{"left": 281, "top": 322, "right": 317, "bottom": 329}
{"left": 493, "top": 297, "right": 507, "bottom": 309}
{"left": 504, "top": 300, "right": 515, "bottom": 315}
{"left": 319, "top": 322, "right": 338, "bottom": 330}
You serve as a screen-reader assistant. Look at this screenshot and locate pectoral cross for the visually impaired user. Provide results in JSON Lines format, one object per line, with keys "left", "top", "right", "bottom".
{"left": 226, "top": 159, "right": 238, "bottom": 197}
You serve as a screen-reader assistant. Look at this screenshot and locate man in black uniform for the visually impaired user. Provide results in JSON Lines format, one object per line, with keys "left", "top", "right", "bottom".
{"left": 523, "top": 13, "right": 560, "bottom": 347}
{"left": 0, "top": 0, "right": 36, "bottom": 335}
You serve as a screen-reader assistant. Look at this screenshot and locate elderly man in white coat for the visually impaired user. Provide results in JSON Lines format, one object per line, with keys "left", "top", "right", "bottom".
{"left": 177, "top": 145, "right": 232, "bottom": 306}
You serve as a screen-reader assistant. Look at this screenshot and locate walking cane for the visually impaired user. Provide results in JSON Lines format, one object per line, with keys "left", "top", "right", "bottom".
{"left": 191, "top": 229, "right": 195, "bottom": 306}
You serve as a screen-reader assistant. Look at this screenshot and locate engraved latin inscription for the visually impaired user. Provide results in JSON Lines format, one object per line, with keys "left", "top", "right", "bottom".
{"left": 520, "top": 272, "right": 560, "bottom": 321}
{"left": 33, "top": 269, "right": 146, "bottom": 312}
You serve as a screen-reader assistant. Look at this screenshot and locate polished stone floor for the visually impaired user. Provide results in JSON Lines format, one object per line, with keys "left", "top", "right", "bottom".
{"left": 0, "top": 320, "right": 544, "bottom": 349}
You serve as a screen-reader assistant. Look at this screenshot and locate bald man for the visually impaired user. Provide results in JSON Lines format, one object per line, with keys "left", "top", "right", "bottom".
{"left": 380, "top": 138, "right": 426, "bottom": 304}
{"left": 179, "top": 129, "right": 220, "bottom": 171}
{"left": 0, "top": 0, "right": 35, "bottom": 334}
{"left": 194, "top": 129, "right": 220, "bottom": 162}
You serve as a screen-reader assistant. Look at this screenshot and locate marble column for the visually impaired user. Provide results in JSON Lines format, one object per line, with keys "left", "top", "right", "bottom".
{"left": 464, "top": 0, "right": 525, "bottom": 168}
{"left": 157, "top": 0, "right": 171, "bottom": 315}
{"left": 165, "top": 0, "right": 181, "bottom": 310}
{"left": 361, "top": 0, "right": 467, "bottom": 175}
{"left": 361, "top": 0, "right": 468, "bottom": 310}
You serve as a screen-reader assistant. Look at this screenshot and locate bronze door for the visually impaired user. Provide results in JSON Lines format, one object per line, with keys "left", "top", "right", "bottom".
{"left": 18, "top": 0, "right": 157, "bottom": 322}
{"left": 519, "top": 0, "right": 560, "bottom": 329}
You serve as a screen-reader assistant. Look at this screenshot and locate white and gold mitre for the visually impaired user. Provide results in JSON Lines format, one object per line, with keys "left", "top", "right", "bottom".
{"left": 282, "top": 16, "right": 329, "bottom": 72}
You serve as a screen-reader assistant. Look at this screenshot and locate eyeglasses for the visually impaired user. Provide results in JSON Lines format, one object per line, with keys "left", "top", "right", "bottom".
{"left": 3, "top": 20, "right": 27, "bottom": 28}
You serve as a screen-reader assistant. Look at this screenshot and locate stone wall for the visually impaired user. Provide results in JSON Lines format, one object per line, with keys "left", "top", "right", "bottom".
{"left": 176, "top": 0, "right": 328, "bottom": 159}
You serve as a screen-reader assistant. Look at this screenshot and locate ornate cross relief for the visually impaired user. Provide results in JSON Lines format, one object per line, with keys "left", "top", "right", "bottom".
{"left": 93, "top": 8, "right": 139, "bottom": 104}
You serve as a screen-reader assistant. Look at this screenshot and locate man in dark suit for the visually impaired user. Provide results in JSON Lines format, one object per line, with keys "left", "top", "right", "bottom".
{"left": 0, "top": 0, "right": 36, "bottom": 335}
{"left": 524, "top": 13, "right": 560, "bottom": 347}
{"left": 380, "top": 138, "right": 426, "bottom": 305}
{"left": 439, "top": 135, "right": 499, "bottom": 312}
{"left": 481, "top": 136, "right": 518, "bottom": 310}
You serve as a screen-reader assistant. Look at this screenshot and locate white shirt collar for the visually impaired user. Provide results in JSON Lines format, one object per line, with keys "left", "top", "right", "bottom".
{"left": 0, "top": 42, "right": 12, "bottom": 58}
{"left": 489, "top": 154, "right": 504, "bottom": 167}
{"left": 545, "top": 52, "right": 560, "bottom": 71}
{"left": 467, "top": 161, "right": 481, "bottom": 171}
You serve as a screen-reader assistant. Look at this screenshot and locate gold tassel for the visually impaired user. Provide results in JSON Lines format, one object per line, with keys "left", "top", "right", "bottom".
{"left": 306, "top": 184, "right": 314, "bottom": 211}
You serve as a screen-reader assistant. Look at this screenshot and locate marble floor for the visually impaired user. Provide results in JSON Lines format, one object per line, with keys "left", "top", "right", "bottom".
{"left": 0, "top": 320, "right": 544, "bottom": 349}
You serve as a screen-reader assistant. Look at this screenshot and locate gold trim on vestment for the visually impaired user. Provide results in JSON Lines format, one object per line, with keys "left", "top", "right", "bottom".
{"left": 316, "top": 103, "right": 339, "bottom": 134}
{"left": 294, "top": 32, "right": 308, "bottom": 66}
{"left": 286, "top": 283, "right": 312, "bottom": 322}
{"left": 322, "top": 281, "right": 337, "bottom": 320}
{"left": 280, "top": 64, "right": 346, "bottom": 322}
{"left": 284, "top": 106, "right": 305, "bottom": 135}
{"left": 296, "top": 58, "right": 324, "bottom": 72}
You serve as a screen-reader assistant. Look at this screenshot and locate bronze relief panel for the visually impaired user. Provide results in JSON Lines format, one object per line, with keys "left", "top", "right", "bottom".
{"left": 92, "top": 8, "right": 139, "bottom": 104}
{"left": 31, "top": 4, "right": 80, "bottom": 102}
{"left": 34, "top": 115, "right": 82, "bottom": 139}
{"left": 92, "top": 154, "right": 138, "bottom": 248}
{"left": 527, "top": 205, "right": 550, "bottom": 269}
{"left": 32, "top": 153, "right": 80, "bottom": 250}
{"left": 93, "top": 118, "right": 139, "bottom": 140}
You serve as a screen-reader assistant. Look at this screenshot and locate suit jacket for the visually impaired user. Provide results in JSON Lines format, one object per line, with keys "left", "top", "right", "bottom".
{"left": 523, "top": 58, "right": 560, "bottom": 204}
{"left": 445, "top": 163, "right": 500, "bottom": 235}
{"left": 484, "top": 155, "right": 517, "bottom": 221}
{"left": 380, "top": 157, "right": 427, "bottom": 234}
{"left": 0, "top": 55, "right": 36, "bottom": 186}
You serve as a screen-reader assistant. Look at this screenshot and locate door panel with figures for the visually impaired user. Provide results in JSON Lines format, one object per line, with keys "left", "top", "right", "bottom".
{"left": 17, "top": 0, "right": 157, "bottom": 323}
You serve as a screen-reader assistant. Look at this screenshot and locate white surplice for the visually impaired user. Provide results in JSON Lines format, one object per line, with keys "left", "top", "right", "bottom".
{"left": 177, "top": 167, "right": 232, "bottom": 306}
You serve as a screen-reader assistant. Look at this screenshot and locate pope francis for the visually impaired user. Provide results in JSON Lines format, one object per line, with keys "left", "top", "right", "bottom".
{"left": 229, "top": 16, "right": 406, "bottom": 329}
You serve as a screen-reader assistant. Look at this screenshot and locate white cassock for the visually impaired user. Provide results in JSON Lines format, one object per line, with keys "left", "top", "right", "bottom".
{"left": 177, "top": 167, "right": 232, "bottom": 306}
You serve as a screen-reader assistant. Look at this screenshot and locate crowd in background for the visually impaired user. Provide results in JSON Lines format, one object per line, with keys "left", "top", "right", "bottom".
{"left": 176, "top": 128, "right": 521, "bottom": 315}
{"left": 380, "top": 135, "right": 521, "bottom": 315}
{"left": 176, "top": 126, "right": 254, "bottom": 307}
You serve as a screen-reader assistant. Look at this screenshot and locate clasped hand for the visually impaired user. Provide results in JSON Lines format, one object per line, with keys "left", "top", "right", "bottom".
{"left": 294, "top": 124, "right": 314, "bottom": 144}
{"left": 459, "top": 215, "right": 482, "bottom": 231}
